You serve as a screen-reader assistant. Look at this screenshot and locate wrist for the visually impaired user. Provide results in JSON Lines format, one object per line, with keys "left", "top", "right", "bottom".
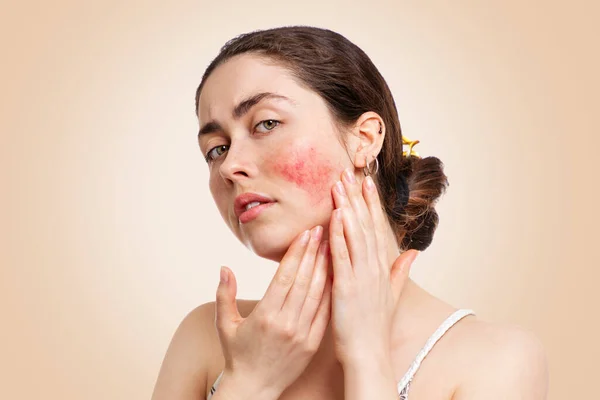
{"left": 340, "top": 345, "right": 392, "bottom": 370}
{"left": 342, "top": 356, "right": 398, "bottom": 400}
{"left": 342, "top": 354, "right": 395, "bottom": 381}
{"left": 214, "top": 371, "right": 281, "bottom": 400}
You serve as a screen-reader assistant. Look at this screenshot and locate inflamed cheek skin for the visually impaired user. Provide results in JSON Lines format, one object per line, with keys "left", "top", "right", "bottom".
{"left": 271, "top": 146, "right": 338, "bottom": 205}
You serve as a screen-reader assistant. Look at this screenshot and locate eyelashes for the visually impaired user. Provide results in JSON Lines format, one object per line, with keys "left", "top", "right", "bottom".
{"left": 204, "top": 119, "right": 281, "bottom": 163}
{"left": 205, "top": 144, "right": 228, "bottom": 162}
{"left": 254, "top": 119, "right": 280, "bottom": 133}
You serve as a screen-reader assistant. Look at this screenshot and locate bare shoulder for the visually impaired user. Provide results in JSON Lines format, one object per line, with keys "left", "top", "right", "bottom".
{"left": 190, "top": 298, "right": 260, "bottom": 321}
{"left": 449, "top": 317, "right": 549, "bottom": 399}
{"left": 151, "top": 299, "right": 259, "bottom": 400}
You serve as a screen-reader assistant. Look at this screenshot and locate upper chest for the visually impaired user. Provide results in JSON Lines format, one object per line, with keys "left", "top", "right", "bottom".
{"left": 205, "top": 340, "right": 459, "bottom": 400}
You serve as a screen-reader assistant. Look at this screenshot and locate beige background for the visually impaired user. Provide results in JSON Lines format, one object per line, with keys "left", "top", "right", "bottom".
{"left": 1, "top": 0, "right": 598, "bottom": 399}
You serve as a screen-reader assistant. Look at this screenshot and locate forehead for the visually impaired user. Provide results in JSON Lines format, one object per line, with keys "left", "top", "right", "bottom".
{"left": 197, "top": 54, "right": 304, "bottom": 121}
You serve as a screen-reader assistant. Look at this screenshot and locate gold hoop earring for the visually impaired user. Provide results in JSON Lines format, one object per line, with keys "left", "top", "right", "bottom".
{"left": 363, "top": 155, "right": 379, "bottom": 176}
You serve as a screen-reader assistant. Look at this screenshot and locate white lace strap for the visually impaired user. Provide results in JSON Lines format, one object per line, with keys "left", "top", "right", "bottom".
{"left": 397, "top": 309, "right": 475, "bottom": 393}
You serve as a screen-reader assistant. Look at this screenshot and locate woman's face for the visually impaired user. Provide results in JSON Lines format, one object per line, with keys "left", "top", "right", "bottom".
{"left": 197, "top": 53, "right": 356, "bottom": 262}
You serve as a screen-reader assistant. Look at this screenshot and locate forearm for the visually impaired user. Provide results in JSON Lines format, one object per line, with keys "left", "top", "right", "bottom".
{"left": 342, "top": 357, "right": 399, "bottom": 400}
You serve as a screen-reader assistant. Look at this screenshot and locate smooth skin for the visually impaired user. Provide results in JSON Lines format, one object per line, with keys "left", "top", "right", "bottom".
{"left": 152, "top": 54, "right": 549, "bottom": 400}
{"left": 209, "top": 173, "right": 420, "bottom": 400}
{"left": 212, "top": 226, "right": 333, "bottom": 400}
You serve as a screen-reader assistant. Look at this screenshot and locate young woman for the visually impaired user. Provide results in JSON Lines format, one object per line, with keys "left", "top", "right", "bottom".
{"left": 152, "top": 26, "right": 548, "bottom": 400}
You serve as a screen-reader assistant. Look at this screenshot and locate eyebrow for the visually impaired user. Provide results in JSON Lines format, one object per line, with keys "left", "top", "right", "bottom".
{"left": 198, "top": 92, "right": 294, "bottom": 137}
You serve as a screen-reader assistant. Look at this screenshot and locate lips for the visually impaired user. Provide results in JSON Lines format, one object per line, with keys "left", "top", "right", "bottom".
{"left": 234, "top": 192, "right": 276, "bottom": 223}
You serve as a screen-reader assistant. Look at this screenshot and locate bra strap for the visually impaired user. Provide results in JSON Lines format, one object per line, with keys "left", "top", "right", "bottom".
{"left": 397, "top": 309, "right": 475, "bottom": 393}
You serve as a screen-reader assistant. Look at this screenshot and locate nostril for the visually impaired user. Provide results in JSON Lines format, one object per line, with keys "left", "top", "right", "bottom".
{"left": 219, "top": 164, "right": 251, "bottom": 182}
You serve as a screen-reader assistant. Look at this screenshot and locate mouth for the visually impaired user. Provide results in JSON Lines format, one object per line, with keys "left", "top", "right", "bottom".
{"left": 234, "top": 192, "right": 276, "bottom": 224}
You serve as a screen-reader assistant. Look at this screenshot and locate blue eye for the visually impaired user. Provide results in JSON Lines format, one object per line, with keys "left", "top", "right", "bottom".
{"left": 205, "top": 145, "right": 229, "bottom": 163}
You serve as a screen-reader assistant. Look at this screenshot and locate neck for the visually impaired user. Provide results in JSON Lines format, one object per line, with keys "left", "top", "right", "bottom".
{"left": 305, "top": 219, "right": 453, "bottom": 367}
{"left": 315, "top": 278, "right": 436, "bottom": 366}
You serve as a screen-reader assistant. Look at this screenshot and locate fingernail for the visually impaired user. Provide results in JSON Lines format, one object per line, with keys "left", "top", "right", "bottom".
{"left": 365, "top": 175, "right": 375, "bottom": 190}
{"left": 335, "top": 181, "right": 346, "bottom": 196}
{"left": 220, "top": 266, "right": 229, "bottom": 284}
{"left": 300, "top": 229, "right": 311, "bottom": 244}
{"left": 311, "top": 225, "right": 323, "bottom": 239}
{"left": 344, "top": 168, "right": 356, "bottom": 183}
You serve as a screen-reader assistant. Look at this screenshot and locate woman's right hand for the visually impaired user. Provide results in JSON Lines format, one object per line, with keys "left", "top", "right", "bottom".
{"left": 213, "top": 225, "right": 332, "bottom": 400}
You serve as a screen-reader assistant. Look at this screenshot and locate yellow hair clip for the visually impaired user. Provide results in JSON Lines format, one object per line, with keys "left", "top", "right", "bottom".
{"left": 402, "top": 135, "right": 421, "bottom": 158}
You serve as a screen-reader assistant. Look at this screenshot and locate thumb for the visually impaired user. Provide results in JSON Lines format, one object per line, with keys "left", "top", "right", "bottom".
{"left": 215, "top": 266, "right": 242, "bottom": 334}
{"left": 390, "top": 250, "right": 419, "bottom": 302}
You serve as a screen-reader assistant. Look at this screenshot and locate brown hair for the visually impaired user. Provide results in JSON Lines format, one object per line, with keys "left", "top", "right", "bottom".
{"left": 195, "top": 26, "right": 449, "bottom": 251}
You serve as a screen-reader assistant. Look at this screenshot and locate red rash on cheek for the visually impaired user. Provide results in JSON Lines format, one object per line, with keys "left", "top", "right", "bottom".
{"left": 271, "top": 146, "right": 335, "bottom": 204}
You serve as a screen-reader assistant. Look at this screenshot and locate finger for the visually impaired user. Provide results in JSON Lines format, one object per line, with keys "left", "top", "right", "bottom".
{"left": 281, "top": 226, "right": 323, "bottom": 317}
{"left": 341, "top": 168, "right": 374, "bottom": 233}
{"left": 362, "top": 175, "right": 390, "bottom": 276}
{"left": 329, "top": 208, "right": 353, "bottom": 281}
{"left": 307, "top": 273, "right": 332, "bottom": 349}
{"left": 258, "top": 229, "right": 311, "bottom": 312}
{"left": 297, "top": 239, "right": 329, "bottom": 329}
{"left": 331, "top": 192, "right": 369, "bottom": 272}
{"left": 390, "top": 250, "right": 419, "bottom": 302}
{"left": 215, "top": 266, "right": 242, "bottom": 335}
{"left": 335, "top": 172, "right": 376, "bottom": 273}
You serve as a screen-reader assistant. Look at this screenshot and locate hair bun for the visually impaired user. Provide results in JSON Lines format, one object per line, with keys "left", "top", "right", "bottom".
{"left": 395, "top": 174, "right": 410, "bottom": 210}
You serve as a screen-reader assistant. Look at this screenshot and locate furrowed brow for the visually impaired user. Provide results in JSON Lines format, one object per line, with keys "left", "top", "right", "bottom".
{"left": 198, "top": 121, "right": 222, "bottom": 136}
{"left": 198, "top": 92, "right": 293, "bottom": 138}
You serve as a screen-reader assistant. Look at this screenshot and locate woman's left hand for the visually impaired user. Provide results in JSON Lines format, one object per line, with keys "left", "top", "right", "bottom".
{"left": 328, "top": 167, "right": 419, "bottom": 368}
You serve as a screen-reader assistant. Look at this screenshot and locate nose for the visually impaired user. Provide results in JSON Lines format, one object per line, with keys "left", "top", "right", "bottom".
{"left": 218, "top": 140, "right": 257, "bottom": 184}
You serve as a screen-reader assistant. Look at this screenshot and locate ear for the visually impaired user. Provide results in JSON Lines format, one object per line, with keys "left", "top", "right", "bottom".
{"left": 346, "top": 112, "right": 385, "bottom": 169}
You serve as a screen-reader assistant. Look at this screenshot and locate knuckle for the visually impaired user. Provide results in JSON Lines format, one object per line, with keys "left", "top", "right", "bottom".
{"left": 333, "top": 224, "right": 344, "bottom": 237}
{"left": 291, "top": 328, "right": 309, "bottom": 345}
{"left": 305, "top": 288, "right": 323, "bottom": 302}
{"left": 337, "top": 247, "right": 350, "bottom": 261}
{"left": 276, "top": 273, "right": 295, "bottom": 286}
{"left": 294, "top": 274, "right": 311, "bottom": 289}
{"left": 291, "top": 333, "right": 306, "bottom": 347}
{"left": 258, "top": 314, "right": 275, "bottom": 331}
{"left": 280, "top": 322, "right": 297, "bottom": 340}
{"left": 281, "top": 326, "right": 297, "bottom": 343}
{"left": 303, "top": 340, "right": 319, "bottom": 354}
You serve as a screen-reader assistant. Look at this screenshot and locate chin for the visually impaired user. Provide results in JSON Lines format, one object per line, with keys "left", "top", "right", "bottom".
{"left": 249, "top": 243, "right": 288, "bottom": 263}
{"left": 228, "top": 194, "right": 335, "bottom": 261}
{"left": 244, "top": 227, "right": 293, "bottom": 262}
{"left": 241, "top": 215, "right": 333, "bottom": 263}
